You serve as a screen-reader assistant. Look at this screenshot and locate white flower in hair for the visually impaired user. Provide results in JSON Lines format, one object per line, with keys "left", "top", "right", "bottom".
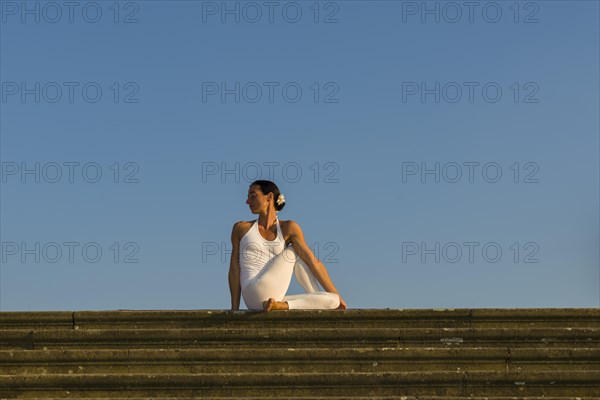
{"left": 276, "top": 194, "right": 285, "bottom": 206}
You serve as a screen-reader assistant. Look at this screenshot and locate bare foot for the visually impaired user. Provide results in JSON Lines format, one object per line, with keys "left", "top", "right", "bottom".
{"left": 263, "top": 298, "right": 289, "bottom": 311}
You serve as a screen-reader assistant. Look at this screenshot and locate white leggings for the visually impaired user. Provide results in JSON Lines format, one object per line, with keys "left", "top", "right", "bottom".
{"left": 241, "top": 246, "right": 340, "bottom": 310}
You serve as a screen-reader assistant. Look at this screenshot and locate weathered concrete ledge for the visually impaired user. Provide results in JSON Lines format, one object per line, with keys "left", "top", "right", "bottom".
{"left": 1, "top": 307, "right": 598, "bottom": 325}
{"left": 0, "top": 308, "right": 598, "bottom": 398}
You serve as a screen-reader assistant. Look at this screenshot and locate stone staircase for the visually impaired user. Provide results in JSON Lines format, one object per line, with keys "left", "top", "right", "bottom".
{"left": 0, "top": 308, "right": 598, "bottom": 399}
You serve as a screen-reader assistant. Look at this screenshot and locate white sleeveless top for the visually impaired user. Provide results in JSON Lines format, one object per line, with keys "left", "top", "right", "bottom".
{"left": 239, "top": 217, "right": 286, "bottom": 291}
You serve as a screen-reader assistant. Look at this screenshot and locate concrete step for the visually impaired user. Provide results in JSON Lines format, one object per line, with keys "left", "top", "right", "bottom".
{"left": 1, "top": 371, "right": 599, "bottom": 397}
{"left": 1, "top": 309, "right": 598, "bottom": 330}
{"left": 2, "top": 327, "right": 598, "bottom": 350}
{"left": 1, "top": 347, "right": 598, "bottom": 374}
{"left": 1, "top": 308, "right": 597, "bottom": 398}
{"left": 3, "top": 398, "right": 599, "bottom": 400}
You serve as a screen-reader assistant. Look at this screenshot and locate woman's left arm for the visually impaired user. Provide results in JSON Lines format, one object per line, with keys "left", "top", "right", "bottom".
{"left": 288, "top": 221, "right": 342, "bottom": 295}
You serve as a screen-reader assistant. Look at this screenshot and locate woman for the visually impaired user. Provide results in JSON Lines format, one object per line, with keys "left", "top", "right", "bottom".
{"left": 229, "top": 180, "right": 347, "bottom": 311}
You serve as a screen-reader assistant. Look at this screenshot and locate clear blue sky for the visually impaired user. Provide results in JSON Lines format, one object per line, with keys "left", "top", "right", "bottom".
{"left": 1, "top": 1, "right": 598, "bottom": 310}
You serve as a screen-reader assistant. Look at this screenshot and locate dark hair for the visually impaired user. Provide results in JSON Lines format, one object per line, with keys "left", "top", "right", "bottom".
{"left": 250, "top": 180, "right": 286, "bottom": 212}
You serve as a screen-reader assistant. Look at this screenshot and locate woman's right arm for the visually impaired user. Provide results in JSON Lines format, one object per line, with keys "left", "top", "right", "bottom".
{"left": 228, "top": 222, "right": 241, "bottom": 311}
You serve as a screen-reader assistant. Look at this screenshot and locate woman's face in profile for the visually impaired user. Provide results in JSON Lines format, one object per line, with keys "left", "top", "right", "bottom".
{"left": 246, "top": 185, "right": 270, "bottom": 213}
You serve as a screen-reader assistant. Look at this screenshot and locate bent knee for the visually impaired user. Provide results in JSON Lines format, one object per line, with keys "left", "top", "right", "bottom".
{"left": 281, "top": 247, "right": 298, "bottom": 263}
{"left": 327, "top": 293, "right": 340, "bottom": 309}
